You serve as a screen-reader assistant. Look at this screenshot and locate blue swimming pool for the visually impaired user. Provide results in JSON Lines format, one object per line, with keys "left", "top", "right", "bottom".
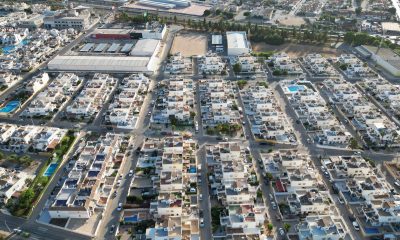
{"left": 189, "top": 166, "right": 196, "bottom": 173}
{"left": 1, "top": 39, "right": 30, "bottom": 55}
{"left": 0, "top": 101, "right": 20, "bottom": 113}
{"left": 287, "top": 85, "right": 305, "bottom": 93}
{"left": 364, "top": 227, "right": 379, "bottom": 234}
{"left": 124, "top": 215, "right": 138, "bottom": 223}
{"left": 43, "top": 163, "right": 58, "bottom": 177}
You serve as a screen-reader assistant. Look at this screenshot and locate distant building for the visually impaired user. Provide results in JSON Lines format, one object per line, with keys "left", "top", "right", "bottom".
{"left": 357, "top": 45, "right": 400, "bottom": 77}
{"left": 382, "top": 22, "right": 400, "bottom": 35}
{"left": 226, "top": 31, "right": 250, "bottom": 56}
{"left": 43, "top": 9, "right": 90, "bottom": 30}
{"left": 137, "top": 0, "right": 191, "bottom": 9}
{"left": 18, "top": 14, "right": 44, "bottom": 30}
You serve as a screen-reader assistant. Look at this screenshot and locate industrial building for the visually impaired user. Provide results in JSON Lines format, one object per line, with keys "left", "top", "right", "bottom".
{"left": 382, "top": 22, "right": 400, "bottom": 35}
{"left": 226, "top": 31, "right": 251, "bottom": 56}
{"left": 137, "top": 0, "right": 191, "bottom": 9}
{"left": 356, "top": 45, "right": 400, "bottom": 77}
{"left": 90, "top": 24, "right": 166, "bottom": 40}
{"left": 48, "top": 55, "right": 157, "bottom": 73}
{"left": 130, "top": 39, "right": 160, "bottom": 56}
{"left": 43, "top": 8, "right": 91, "bottom": 30}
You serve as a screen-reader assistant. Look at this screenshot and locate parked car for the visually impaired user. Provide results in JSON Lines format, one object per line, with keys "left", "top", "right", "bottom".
{"left": 352, "top": 221, "right": 360, "bottom": 231}
{"left": 200, "top": 218, "right": 205, "bottom": 227}
{"left": 394, "top": 181, "right": 400, "bottom": 188}
{"left": 278, "top": 227, "right": 285, "bottom": 236}
{"left": 109, "top": 225, "right": 115, "bottom": 233}
{"left": 117, "top": 203, "right": 122, "bottom": 211}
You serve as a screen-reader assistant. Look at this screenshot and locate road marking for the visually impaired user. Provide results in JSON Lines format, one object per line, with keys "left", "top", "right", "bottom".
{"left": 38, "top": 227, "right": 48, "bottom": 232}
{"left": 31, "top": 237, "right": 40, "bottom": 240}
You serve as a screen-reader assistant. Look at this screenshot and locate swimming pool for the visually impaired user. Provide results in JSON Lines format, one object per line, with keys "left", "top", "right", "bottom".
{"left": 43, "top": 163, "right": 58, "bottom": 177}
{"left": 0, "top": 101, "right": 20, "bottom": 113}
{"left": 287, "top": 85, "right": 305, "bottom": 93}
{"left": 124, "top": 215, "right": 138, "bottom": 223}
{"left": 1, "top": 39, "right": 30, "bottom": 55}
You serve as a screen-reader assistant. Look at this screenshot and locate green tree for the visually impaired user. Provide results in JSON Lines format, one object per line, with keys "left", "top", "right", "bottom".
{"left": 349, "top": 138, "right": 359, "bottom": 149}
{"left": 233, "top": 63, "right": 242, "bottom": 74}
{"left": 173, "top": 15, "right": 177, "bottom": 24}
{"left": 267, "top": 223, "right": 273, "bottom": 232}
{"left": 283, "top": 223, "right": 291, "bottom": 232}
{"left": 203, "top": 9, "right": 211, "bottom": 16}
{"left": 355, "top": 7, "right": 362, "bottom": 15}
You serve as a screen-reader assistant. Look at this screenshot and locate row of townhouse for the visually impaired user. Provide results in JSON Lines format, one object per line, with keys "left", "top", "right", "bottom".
{"left": 280, "top": 79, "right": 351, "bottom": 145}
{"left": 323, "top": 155, "right": 400, "bottom": 238}
{"left": 0, "top": 72, "right": 20, "bottom": 90}
{"left": 165, "top": 52, "right": 193, "bottom": 74}
{"left": 48, "top": 133, "right": 131, "bottom": 219}
{"left": 241, "top": 85, "right": 297, "bottom": 144}
{"left": 230, "top": 54, "right": 261, "bottom": 73}
{"left": 360, "top": 78, "right": 400, "bottom": 121}
{"left": 198, "top": 51, "right": 227, "bottom": 75}
{"left": 323, "top": 78, "right": 400, "bottom": 147}
{"left": 0, "top": 123, "right": 67, "bottom": 152}
{"left": 302, "top": 53, "right": 336, "bottom": 76}
{"left": 207, "top": 142, "right": 266, "bottom": 239}
{"left": 107, "top": 74, "right": 148, "bottom": 129}
{"left": 261, "top": 150, "right": 348, "bottom": 240}
{"left": 66, "top": 73, "right": 117, "bottom": 119}
{"left": 23, "top": 73, "right": 83, "bottom": 117}
{"left": 152, "top": 76, "right": 194, "bottom": 124}
{"left": 0, "top": 167, "right": 34, "bottom": 204}
{"left": 268, "top": 52, "right": 303, "bottom": 75}
{"left": 145, "top": 136, "right": 201, "bottom": 240}
{"left": 200, "top": 78, "right": 240, "bottom": 127}
{"left": 336, "top": 54, "right": 371, "bottom": 77}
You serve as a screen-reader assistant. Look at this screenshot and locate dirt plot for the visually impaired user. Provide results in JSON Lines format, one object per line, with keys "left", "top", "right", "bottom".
{"left": 170, "top": 33, "right": 207, "bottom": 57}
{"left": 252, "top": 42, "right": 344, "bottom": 57}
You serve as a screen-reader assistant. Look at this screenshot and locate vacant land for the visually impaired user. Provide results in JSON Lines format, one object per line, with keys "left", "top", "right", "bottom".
{"left": 170, "top": 32, "right": 207, "bottom": 57}
{"left": 252, "top": 42, "right": 343, "bottom": 57}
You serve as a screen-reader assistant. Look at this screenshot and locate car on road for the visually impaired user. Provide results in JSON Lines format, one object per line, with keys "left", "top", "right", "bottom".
{"left": 128, "top": 170, "right": 134, "bottom": 177}
{"left": 242, "top": 121, "right": 246, "bottom": 125}
{"left": 271, "top": 201, "right": 277, "bottom": 209}
{"left": 200, "top": 218, "right": 205, "bottom": 227}
{"left": 278, "top": 227, "right": 285, "bottom": 236}
{"left": 13, "top": 228, "right": 22, "bottom": 234}
{"left": 337, "top": 196, "right": 344, "bottom": 204}
{"left": 199, "top": 194, "right": 203, "bottom": 200}
{"left": 269, "top": 194, "right": 274, "bottom": 201}
{"left": 216, "top": 136, "right": 223, "bottom": 141}
{"left": 352, "top": 221, "right": 360, "bottom": 231}
{"left": 112, "top": 191, "right": 117, "bottom": 198}
{"left": 117, "top": 203, "right": 123, "bottom": 211}
{"left": 109, "top": 225, "right": 115, "bottom": 233}
{"left": 394, "top": 181, "right": 400, "bottom": 188}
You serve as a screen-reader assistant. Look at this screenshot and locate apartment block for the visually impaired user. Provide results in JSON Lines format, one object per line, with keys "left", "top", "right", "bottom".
{"left": 241, "top": 85, "right": 296, "bottom": 144}
{"left": 200, "top": 78, "right": 240, "bottom": 127}
{"left": 66, "top": 73, "right": 116, "bottom": 119}
{"left": 24, "top": 73, "right": 82, "bottom": 117}
{"left": 107, "top": 74, "right": 149, "bottom": 129}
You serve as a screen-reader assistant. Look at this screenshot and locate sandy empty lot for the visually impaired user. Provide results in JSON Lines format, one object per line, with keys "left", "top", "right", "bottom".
{"left": 170, "top": 33, "right": 207, "bottom": 57}
{"left": 252, "top": 42, "right": 343, "bottom": 57}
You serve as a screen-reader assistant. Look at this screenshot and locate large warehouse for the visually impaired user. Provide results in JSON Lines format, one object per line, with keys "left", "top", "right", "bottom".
{"left": 48, "top": 55, "right": 157, "bottom": 73}
{"left": 226, "top": 31, "right": 251, "bottom": 56}
{"left": 356, "top": 45, "right": 400, "bottom": 77}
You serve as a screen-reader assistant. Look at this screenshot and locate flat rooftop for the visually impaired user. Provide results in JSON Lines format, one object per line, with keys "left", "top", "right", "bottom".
{"left": 122, "top": 3, "right": 211, "bottom": 17}
{"left": 48, "top": 55, "right": 152, "bottom": 72}
{"left": 226, "top": 31, "right": 249, "bottom": 49}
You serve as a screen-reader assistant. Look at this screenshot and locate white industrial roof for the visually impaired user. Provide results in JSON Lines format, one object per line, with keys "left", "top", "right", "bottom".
{"left": 382, "top": 22, "right": 400, "bottom": 32}
{"left": 48, "top": 55, "right": 151, "bottom": 72}
{"left": 80, "top": 43, "right": 94, "bottom": 52}
{"left": 130, "top": 39, "right": 159, "bottom": 56}
{"left": 226, "top": 31, "right": 248, "bottom": 49}
{"left": 212, "top": 35, "right": 222, "bottom": 45}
